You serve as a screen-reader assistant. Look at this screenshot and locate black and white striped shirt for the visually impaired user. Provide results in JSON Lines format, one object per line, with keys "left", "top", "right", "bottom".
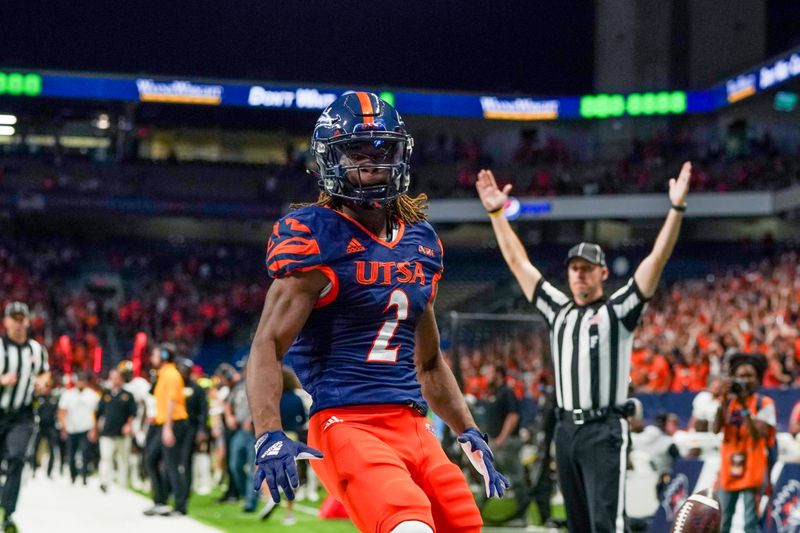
{"left": 0, "top": 337, "right": 49, "bottom": 414}
{"left": 532, "top": 277, "right": 648, "bottom": 411}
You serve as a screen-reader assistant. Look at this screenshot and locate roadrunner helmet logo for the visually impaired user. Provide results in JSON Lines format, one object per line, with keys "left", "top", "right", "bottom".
{"left": 661, "top": 473, "right": 689, "bottom": 521}
{"left": 772, "top": 479, "right": 800, "bottom": 533}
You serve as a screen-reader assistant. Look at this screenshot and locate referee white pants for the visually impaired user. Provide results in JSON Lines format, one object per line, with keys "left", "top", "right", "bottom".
{"left": 99, "top": 436, "right": 131, "bottom": 488}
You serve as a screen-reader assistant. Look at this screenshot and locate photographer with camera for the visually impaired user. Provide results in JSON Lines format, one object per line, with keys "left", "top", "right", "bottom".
{"left": 712, "top": 353, "right": 776, "bottom": 533}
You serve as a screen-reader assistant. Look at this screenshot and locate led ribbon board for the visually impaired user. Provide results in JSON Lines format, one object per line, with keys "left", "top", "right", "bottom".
{"left": 3, "top": 46, "right": 799, "bottom": 121}
{"left": 0, "top": 72, "right": 42, "bottom": 97}
{"left": 718, "top": 48, "right": 800, "bottom": 105}
{"left": 579, "top": 92, "right": 687, "bottom": 118}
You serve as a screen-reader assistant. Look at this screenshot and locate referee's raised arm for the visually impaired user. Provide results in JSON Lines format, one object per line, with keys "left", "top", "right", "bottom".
{"left": 634, "top": 161, "right": 692, "bottom": 298}
{"left": 476, "top": 169, "right": 542, "bottom": 301}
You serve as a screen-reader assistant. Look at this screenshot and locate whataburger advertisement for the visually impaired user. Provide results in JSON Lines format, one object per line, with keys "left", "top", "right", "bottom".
{"left": 479, "top": 96, "right": 560, "bottom": 120}
{"left": 135, "top": 79, "right": 223, "bottom": 105}
{"left": 725, "top": 74, "right": 757, "bottom": 104}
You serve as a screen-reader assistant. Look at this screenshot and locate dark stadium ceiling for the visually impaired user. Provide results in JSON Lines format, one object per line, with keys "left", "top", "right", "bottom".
{"left": 0, "top": 1, "right": 595, "bottom": 95}
{"left": 1, "top": 2, "right": 798, "bottom": 102}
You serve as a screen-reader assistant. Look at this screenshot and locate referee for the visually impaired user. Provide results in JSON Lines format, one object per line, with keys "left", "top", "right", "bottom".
{"left": 477, "top": 163, "right": 691, "bottom": 533}
{"left": 0, "top": 302, "right": 50, "bottom": 531}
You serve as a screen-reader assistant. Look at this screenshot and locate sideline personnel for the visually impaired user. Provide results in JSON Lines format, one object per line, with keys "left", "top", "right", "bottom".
{"left": 144, "top": 343, "right": 189, "bottom": 516}
{"left": 96, "top": 369, "right": 137, "bottom": 492}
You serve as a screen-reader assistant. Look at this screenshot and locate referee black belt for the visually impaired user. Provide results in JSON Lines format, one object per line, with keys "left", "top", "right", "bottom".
{"left": 558, "top": 404, "right": 629, "bottom": 425}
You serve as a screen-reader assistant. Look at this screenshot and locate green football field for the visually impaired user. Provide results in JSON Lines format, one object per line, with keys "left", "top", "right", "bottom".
{"left": 186, "top": 488, "right": 566, "bottom": 532}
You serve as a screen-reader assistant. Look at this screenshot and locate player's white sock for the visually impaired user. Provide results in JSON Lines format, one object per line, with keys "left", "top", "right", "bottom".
{"left": 390, "top": 520, "right": 434, "bottom": 533}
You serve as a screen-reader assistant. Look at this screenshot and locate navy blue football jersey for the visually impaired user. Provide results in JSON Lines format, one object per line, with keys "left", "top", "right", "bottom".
{"left": 266, "top": 205, "right": 443, "bottom": 415}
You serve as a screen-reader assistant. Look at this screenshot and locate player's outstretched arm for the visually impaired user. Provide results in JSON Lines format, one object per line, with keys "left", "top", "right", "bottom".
{"left": 634, "top": 161, "right": 691, "bottom": 298}
{"left": 476, "top": 169, "right": 542, "bottom": 301}
{"left": 246, "top": 270, "right": 328, "bottom": 502}
{"left": 415, "top": 303, "right": 510, "bottom": 498}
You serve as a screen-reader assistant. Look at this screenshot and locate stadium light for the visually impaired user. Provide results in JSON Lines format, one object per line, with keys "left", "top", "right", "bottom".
{"left": 0, "top": 114, "right": 16, "bottom": 125}
{"left": 0, "top": 126, "right": 15, "bottom": 136}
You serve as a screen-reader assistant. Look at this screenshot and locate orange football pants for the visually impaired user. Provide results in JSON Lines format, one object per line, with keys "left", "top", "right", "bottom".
{"left": 308, "top": 404, "right": 483, "bottom": 533}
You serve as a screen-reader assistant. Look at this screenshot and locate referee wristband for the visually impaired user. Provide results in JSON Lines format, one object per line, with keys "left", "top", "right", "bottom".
{"left": 671, "top": 203, "right": 687, "bottom": 212}
{"left": 487, "top": 206, "right": 504, "bottom": 217}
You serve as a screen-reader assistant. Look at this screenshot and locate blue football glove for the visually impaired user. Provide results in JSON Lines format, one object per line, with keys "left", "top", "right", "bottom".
{"left": 253, "top": 430, "right": 323, "bottom": 502}
{"left": 457, "top": 427, "right": 510, "bottom": 498}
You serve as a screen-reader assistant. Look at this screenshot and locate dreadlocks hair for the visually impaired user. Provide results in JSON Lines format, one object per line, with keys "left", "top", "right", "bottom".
{"left": 290, "top": 192, "right": 429, "bottom": 224}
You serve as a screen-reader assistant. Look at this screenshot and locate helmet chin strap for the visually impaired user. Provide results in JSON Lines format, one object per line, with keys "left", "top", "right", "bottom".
{"left": 342, "top": 198, "right": 394, "bottom": 242}
{"left": 354, "top": 200, "right": 381, "bottom": 210}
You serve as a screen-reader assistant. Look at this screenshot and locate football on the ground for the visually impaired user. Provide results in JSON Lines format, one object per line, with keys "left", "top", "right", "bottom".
{"left": 670, "top": 488, "right": 721, "bottom": 533}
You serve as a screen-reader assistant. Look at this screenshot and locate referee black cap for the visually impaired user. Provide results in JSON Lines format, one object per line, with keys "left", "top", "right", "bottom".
{"left": 565, "top": 242, "right": 606, "bottom": 268}
{"left": 4, "top": 301, "right": 30, "bottom": 318}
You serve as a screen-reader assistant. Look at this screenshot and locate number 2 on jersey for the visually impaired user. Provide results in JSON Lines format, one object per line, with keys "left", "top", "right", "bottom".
{"left": 367, "top": 290, "right": 409, "bottom": 363}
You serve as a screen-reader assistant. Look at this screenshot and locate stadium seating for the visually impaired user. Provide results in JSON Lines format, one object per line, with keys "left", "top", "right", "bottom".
{"left": 1, "top": 234, "right": 798, "bottom": 397}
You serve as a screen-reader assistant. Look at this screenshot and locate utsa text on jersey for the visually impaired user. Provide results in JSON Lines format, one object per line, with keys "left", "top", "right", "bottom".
{"left": 355, "top": 261, "right": 427, "bottom": 286}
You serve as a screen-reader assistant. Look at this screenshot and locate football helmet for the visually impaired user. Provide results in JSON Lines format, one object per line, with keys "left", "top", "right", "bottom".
{"left": 311, "top": 91, "right": 413, "bottom": 206}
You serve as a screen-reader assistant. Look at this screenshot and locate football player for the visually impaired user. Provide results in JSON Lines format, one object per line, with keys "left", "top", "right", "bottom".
{"left": 247, "top": 92, "right": 509, "bottom": 533}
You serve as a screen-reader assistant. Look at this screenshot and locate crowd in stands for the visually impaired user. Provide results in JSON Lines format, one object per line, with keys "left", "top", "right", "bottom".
{"left": 437, "top": 123, "right": 799, "bottom": 198}
{"left": 633, "top": 252, "right": 800, "bottom": 392}
{"left": 2, "top": 234, "right": 799, "bottom": 399}
{"left": 111, "top": 244, "right": 266, "bottom": 351}
{"left": 3, "top": 121, "right": 799, "bottom": 208}
{"left": 451, "top": 250, "right": 800, "bottom": 406}
{"left": 0, "top": 238, "right": 267, "bottom": 379}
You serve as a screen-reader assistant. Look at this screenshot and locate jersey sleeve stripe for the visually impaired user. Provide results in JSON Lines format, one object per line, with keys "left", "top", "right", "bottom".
{"left": 268, "top": 257, "right": 313, "bottom": 273}
{"left": 283, "top": 218, "right": 313, "bottom": 235}
{"left": 532, "top": 279, "right": 557, "bottom": 326}
{"left": 610, "top": 278, "right": 648, "bottom": 331}
{"left": 536, "top": 279, "right": 570, "bottom": 308}
{"left": 428, "top": 271, "right": 443, "bottom": 304}
{"left": 536, "top": 298, "right": 557, "bottom": 325}
{"left": 609, "top": 277, "right": 635, "bottom": 302}
{"left": 314, "top": 266, "right": 340, "bottom": 308}
{"left": 267, "top": 238, "right": 321, "bottom": 262}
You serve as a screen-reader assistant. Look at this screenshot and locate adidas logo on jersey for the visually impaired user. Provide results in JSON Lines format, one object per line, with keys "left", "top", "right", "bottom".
{"left": 346, "top": 238, "right": 366, "bottom": 254}
{"left": 323, "top": 415, "right": 344, "bottom": 431}
{"left": 262, "top": 441, "right": 284, "bottom": 458}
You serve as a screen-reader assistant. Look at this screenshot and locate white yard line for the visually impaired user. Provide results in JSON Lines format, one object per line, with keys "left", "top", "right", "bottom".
{"left": 14, "top": 473, "right": 222, "bottom": 533}
{"left": 292, "top": 502, "right": 323, "bottom": 516}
